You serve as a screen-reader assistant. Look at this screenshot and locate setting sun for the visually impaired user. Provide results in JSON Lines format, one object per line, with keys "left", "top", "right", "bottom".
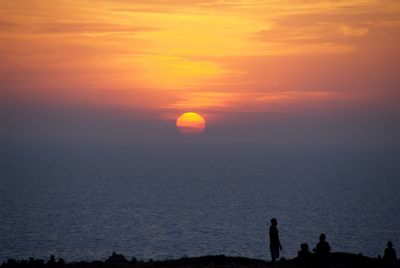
{"left": 176, "top": 112, "right": 206, "bottom": 136}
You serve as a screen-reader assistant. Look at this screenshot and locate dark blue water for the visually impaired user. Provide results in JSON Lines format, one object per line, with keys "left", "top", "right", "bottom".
{"left": 1, "top": 142, "right": 399, "bottom": 262}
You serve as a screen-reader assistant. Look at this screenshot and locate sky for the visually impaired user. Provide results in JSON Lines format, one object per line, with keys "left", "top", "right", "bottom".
{"left": 1, "top": 0, "right": 400, "bottom": 146}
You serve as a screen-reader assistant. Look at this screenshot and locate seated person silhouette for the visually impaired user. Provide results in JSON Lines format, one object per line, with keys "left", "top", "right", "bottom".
{"left": 298, "top": 243, "right": 313, "bottom": 266}
{"left": 383, "top": 241, "right": 397, "bottom": 263}
{"left": 313, "top": 233, "right": 331, "bottom": 258}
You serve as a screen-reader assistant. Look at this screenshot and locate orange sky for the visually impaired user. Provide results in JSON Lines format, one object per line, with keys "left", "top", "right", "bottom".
{"left": 1, "top": 0, "right": 400, "bottom": 124}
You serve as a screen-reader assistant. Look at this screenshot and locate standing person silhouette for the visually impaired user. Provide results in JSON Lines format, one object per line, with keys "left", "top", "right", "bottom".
{"left": 269, "top": 218, "right": 282, "bottom": 263}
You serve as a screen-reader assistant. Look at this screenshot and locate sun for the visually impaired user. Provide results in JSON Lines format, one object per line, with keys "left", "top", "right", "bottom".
{"left": 176, "top": 112, "right": 206, "bottom": 135}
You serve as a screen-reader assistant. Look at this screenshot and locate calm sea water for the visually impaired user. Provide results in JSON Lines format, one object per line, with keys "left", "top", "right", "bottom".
{"left": 1, "top": 142, "right": 399, "bottom": 262}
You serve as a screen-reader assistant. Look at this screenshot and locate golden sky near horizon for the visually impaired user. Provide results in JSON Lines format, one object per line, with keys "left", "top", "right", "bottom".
{"left": 1, "top": 0, "right": 400, "bottom": 122}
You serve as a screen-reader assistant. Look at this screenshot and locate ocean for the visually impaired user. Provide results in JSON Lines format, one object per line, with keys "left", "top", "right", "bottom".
{"left": 1, "top": 141, "right": 399, "bottom": 262}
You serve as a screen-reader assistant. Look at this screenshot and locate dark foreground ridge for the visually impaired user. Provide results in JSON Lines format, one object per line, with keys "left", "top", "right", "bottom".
{"left": 2, "top": 252, "right": 399, "bottom": 268}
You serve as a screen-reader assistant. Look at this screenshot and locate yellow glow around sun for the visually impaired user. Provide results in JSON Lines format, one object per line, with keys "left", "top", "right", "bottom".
{"left": 176, "top": 112, "right": 206, "bottom": 135}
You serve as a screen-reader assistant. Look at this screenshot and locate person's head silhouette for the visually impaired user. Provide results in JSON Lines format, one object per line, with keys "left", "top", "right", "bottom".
{"left": 301, "top": 243, "right": 309, "bottom": 251}
{"left": 387, "top": 241, "right": 393, "bottom": 248}
{"left": 271, "top": 218, "right": 277, "bottom": 226}
{"left": 319, "top": 233, "right": 326, "bottom": 242}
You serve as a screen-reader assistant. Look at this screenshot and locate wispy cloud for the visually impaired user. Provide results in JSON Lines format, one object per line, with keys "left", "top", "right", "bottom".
{"left": 35, "top": 22, "right": 157, "bottom": 34}
{"left": 1, "top": 0, "right": 399, "bottom": 118}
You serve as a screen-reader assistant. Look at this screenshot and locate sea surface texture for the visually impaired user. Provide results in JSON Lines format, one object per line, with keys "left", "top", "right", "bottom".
{"left": 1, "top": 142, "right": 399, "bottom": 262}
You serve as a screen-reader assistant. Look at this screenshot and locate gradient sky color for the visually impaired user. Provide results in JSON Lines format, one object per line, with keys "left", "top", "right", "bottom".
{"left": 1, "top": 0, "right": 400, "bottom": 145}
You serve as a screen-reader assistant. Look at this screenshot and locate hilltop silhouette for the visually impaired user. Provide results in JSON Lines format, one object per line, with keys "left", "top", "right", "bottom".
{"left": 2, "top": 251, "right": 399, "bottom": 268}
